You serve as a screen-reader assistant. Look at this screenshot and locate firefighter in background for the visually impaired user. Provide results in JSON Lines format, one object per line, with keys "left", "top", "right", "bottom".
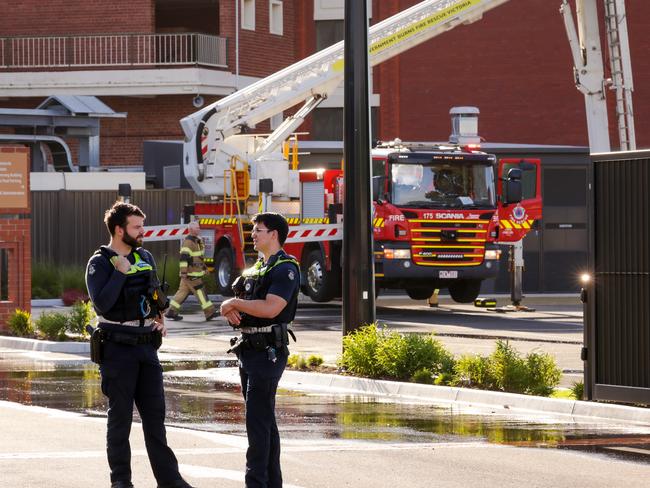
{"left": 165, "top": 221, "right": 219, "bottom": 321}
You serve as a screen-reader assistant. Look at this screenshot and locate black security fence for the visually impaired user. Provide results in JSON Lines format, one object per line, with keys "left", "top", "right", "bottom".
{"left": 31, "top": 190, "right": 197, "bottom": 267}
{"left": 586, "top": 150, "right": 650, "bottom": 404}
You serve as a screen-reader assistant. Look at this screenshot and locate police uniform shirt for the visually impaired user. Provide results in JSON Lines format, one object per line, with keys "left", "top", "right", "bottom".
{"left": 265, "top": 252, "right": 300, "bottom": 304}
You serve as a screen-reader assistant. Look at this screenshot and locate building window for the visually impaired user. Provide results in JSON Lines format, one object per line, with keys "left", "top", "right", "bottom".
{"left": 0, "top": 248, "right": 9, "bottom": 301}
{"left": 269, "top": 0, "right": 283, "bottom": 35}
{"left": 242, "top": 0, "right": 255, "bottom": 31}
{"left": 316, "top": 20, "right": 344, "bottom": 51}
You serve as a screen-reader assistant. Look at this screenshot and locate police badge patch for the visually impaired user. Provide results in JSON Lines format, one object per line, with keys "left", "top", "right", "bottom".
{"left": 88, "top": 264, "right": 96, "bottom": 275}
{"left": 288, "top": 270, "right": 295, "bottom": 281}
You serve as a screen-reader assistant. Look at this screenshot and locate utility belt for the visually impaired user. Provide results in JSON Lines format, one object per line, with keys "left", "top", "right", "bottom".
{"left": 97, "top": 317, "right": 156, "bottom": 327}
{"left": 88, "top": 325, "right": 163, "bottom": 364}
{"left": 227, "top": 323, "right": 295, "bottom": 361}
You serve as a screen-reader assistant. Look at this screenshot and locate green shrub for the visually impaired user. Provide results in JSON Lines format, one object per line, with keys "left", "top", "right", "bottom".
{"left": 454, "top": 354, "right": 496, "bottom": 389}
{"left": 340, "top": 323, "right": 386, "bottom": 378}
{"left": 571, "top": 381, "right": 585, "bottom": 400}
{"left": 32, "top": 262, "right": 87, "bottom": 300}
{"left": 68, "top": 300, "right": 96, "bottom": 337}
{"left": 376, "top": 332, "right": 453, "bottom": 381}
{"left": 525, "top": 351, "right": 562, "bottom": 396}
{"left": 31, "top": 262, "right": 63, "bottom": 298}
{"left": 411, "top": 368, "right": 434, "bottom": 384}
{"left": 490, "top": 340, "right": 529, "bottom": 394}
{"left": 7, "top": 309, "right": 34, "bottom": 337}
{"left": 60, "top": 266, "right": 87, "bottom": 292}
{"left": 36, "top": 312, "right": 70, "bottom": 341}
{"left": 307, "top": 354, "right": 324, "bottom": 368}
{"left": 339, "top": 327, "right": 561, "bottom": 397}
{"left": 287, "top": 354, "right": 300, "bottom": 368}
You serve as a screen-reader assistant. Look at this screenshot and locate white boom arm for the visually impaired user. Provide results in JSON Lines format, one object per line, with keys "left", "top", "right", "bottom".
{"left": 560, "top": 0, "right": 636, "bottom": 152}
{"left": 180, "top": 0, "right": 512, "bottom": 197}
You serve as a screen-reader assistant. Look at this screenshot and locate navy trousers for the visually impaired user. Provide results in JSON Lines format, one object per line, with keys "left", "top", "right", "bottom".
{"left": 99, "top": 339, "right": 182, "bottom": 485}
{"left": 239, "top": 348, "right": 288, "bottom": 488}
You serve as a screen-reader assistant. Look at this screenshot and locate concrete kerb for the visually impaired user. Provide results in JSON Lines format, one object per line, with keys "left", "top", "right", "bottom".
{"left": 166, "top": 367, "right": 650, "bottom": 426}
{"left": 0, "top": 335, "right": 89, "bottom": 354}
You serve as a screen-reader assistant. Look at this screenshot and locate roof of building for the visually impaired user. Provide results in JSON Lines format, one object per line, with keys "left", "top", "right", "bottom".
{"left": 35, "top": 96, "right": 125, "bottom": 117}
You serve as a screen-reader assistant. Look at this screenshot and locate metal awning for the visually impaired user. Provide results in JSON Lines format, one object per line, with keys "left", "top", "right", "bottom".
{"left": 36, "top": 95, "right": 126, "bottom": 118}
{"left": 0, "top": 96, "right": 126, "bottom": 170}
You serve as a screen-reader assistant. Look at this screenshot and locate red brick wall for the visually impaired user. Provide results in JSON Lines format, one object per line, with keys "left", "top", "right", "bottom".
{"left": 0, "top": 146, "right": 31, "bottom": 330}
{"left": 0, "top": 0, "right": 155, "bottom": 35}
{"left": 99, "top": 95, "right": 216, "bottom": 166}
{"left": 220, "top": 0, "right": 296, "bottom": 78}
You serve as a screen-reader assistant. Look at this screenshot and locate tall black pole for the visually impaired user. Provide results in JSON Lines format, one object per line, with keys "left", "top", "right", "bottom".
{"left": 343, "top": 0, "right": 375, "bottom": 335}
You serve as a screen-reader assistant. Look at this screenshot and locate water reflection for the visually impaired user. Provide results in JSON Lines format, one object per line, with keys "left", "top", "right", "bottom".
{"left": 0, "top": 361, "right": 649, "bottom": 464}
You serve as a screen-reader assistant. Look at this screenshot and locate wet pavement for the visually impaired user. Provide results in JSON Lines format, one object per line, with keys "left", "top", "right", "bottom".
{"left": 2, "top": 357, "right": 650, "bottom": 467}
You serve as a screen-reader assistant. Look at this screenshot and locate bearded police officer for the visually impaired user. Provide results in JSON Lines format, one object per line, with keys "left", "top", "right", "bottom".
{"left": 220, "top": 212, "right": 300, "bottom": 488}
{"left": 85, "top": 202, "right": 194, "bottom": 488}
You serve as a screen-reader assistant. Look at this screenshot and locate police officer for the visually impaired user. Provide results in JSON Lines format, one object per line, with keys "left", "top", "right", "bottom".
{"left": 85, "top": 201, "right": 194, "bottom": 488}
{"left": 165, "top": 221, "right": 218, "bottom": 321}
{"left": 220, "top": 212, "right": 300, "bottom": 488}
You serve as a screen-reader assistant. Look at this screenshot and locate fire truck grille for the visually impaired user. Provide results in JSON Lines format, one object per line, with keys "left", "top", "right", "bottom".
{"left": 408, "top": 218, "right": 489, "bottom": 266}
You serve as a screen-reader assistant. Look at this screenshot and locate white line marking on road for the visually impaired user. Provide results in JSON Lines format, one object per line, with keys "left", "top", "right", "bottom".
{"left": 179, "top": 464, "right": 306, "bottom": 488}
{"left": 0, "top": 441, "right": 494, "bottom": 461}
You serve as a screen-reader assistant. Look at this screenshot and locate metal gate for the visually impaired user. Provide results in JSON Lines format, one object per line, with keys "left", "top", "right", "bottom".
{"left": 585, "top": 150, "right": 650, "bottom": 404}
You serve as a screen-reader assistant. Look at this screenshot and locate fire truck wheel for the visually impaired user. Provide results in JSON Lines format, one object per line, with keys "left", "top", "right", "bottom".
{"left": 405, "top": 286, "right": 435, "bottom": 300}
{"left": 304, "top": 249, "right": 339, "bottom": 303}
{"left": 214, "top": 247, "right": 236, "bottom": 296}
{"left": 448, "top": 279, "right": 482, "bottom": 303}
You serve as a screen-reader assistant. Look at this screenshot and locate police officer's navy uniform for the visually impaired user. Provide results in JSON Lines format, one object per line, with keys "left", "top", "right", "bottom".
{"left": 233, "top": 249, "right": 300, "bottom": 488}
{"left": 86, "top": 245, "right": 191, "bottom": 488}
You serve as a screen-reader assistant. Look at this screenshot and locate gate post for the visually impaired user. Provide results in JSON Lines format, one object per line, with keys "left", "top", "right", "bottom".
{"left": 0, "top": 146, "right": 31, "bottom": 329}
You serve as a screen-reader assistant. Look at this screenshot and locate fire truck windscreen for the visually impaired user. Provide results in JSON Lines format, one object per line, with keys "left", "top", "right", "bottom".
{"left": 389, "top": 162, "right": 495, "bottom": 208}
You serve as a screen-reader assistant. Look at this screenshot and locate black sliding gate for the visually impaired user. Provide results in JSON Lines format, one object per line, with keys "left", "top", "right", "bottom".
{"left": 585, "top": 150, "right": 650, "bottom": 404}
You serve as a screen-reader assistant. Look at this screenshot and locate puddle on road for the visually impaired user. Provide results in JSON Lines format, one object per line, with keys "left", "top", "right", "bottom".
{"left": 1, "top": 360, "right": 649, "bottom": 464}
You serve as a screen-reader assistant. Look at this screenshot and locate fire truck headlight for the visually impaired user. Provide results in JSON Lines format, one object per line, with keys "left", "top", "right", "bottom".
{"left": 384, "top": 248, "right": 411, "bottom": 260}
{"left": 484, "top": 249, "right": 501, "bottom": 260}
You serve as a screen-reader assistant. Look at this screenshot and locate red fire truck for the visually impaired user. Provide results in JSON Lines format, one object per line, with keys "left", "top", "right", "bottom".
{"left": 182, "top": 139, "right": 541, "bottom": 303}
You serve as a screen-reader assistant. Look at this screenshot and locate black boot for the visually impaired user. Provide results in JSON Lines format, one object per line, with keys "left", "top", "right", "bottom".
{"left": 157, "top": 480, "right": 195, "bottom": 488}
{"left": 165, "top": 310, "right": 183, "bottom": 321}
{"left": 111, "top": 482, "right": 134, "bottom": 488}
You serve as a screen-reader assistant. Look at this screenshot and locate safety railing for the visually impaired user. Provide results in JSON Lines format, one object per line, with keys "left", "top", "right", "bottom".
{"left": 0, "top": 33, "right": 227, "bottom": 69}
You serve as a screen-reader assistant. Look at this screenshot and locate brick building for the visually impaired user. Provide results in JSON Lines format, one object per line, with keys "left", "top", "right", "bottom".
{"left": 0, "top": 146, "right": 31, "bottom": 324}
{"left": 0, "top": 0, "right": 648, "bottom": 166}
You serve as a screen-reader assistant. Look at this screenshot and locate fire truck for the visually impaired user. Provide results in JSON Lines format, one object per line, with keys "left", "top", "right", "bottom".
{"left": 181, "top": 107, "right": 542, "bottom": 303}
{"left": 144, "top": 0, "right": 633, "bottom": 303}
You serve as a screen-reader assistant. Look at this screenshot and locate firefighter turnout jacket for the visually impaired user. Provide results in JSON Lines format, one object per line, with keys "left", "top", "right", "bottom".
{"left": 179, "top": 235, "right": 207, "bottom": 279}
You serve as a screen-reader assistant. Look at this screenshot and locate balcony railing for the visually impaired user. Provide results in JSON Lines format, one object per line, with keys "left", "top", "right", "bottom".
{"left": 0, "top": 33, "right": 227, "bottom": 69}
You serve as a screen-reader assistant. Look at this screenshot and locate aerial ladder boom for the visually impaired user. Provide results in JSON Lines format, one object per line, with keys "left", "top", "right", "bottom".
{"left": 560, "top": 0, "right": 636, "bottom": 152}
{"left": 180, "top": 0, "right": 512, "bottom": 197}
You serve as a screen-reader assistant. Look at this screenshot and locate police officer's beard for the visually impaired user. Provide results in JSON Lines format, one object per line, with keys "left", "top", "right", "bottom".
{"left": 122, "top": 231, "right": 143, "bottom": 249}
